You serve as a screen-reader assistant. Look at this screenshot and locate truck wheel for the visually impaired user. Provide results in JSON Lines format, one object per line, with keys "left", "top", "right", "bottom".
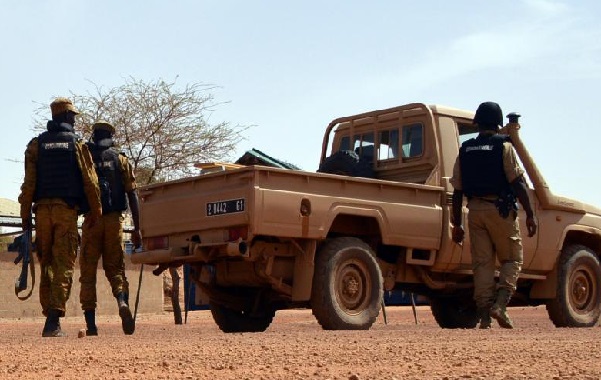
{"left": 311, "top": 237, "right": 383, "bottom": 330}
{"left": 546, "top": 244, "right": 601, "bottom": 327}
{"left": 209, "top": 302, "right": 275, "bottom": 333}
{"left": 318, "top": 150, "right": 375, "bottom": 178}
{"left": 429, "top": 296, "right": 478, "bottom": 329}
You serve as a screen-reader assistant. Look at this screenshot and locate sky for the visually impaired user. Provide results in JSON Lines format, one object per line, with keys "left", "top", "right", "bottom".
{"left": 1, "top": 0, "right": 600, "bottom": 207}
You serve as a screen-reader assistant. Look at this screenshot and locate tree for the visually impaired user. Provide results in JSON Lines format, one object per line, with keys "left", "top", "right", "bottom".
{"left": 36, "top": 77, "right": 247, "bottom": 185}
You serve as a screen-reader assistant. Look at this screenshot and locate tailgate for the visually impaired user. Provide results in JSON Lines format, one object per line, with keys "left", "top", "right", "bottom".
{"left": 139, "top": 168, "right": 254, "bottom": 239}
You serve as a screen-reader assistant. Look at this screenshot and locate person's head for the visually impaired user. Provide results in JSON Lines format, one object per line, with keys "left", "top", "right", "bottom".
{"left": 92, "top": 120, "right": 115, "bottom": 147}
{"left": 50, "top": 97, "right": 79, "bottom": 125}
{"left": 473, "top": 101, "right": 503, "bottom": 131}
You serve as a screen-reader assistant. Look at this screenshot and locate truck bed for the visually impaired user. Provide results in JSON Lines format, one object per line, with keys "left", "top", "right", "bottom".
{"left": 137, "top": 166, "right": 446, "bottom": 261}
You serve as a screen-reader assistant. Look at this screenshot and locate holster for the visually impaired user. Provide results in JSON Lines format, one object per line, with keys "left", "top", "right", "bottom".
{"left": 494, "top": 191, "right": 518, "bottom": 219}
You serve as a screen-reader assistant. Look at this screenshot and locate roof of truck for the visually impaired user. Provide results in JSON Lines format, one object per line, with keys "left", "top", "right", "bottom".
{"left": 330, "top": 103, "right": 476, "bottom": 133}
{"left": 429, "top": 104, "right": 474, "bottom": 120}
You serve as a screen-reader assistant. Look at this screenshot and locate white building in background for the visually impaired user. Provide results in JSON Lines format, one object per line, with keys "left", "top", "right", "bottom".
{"left": 0, "top": 198, "right": 134, "bottom": 252}
{"left": 0, "top": 198, "right": 20, "bottom": 218}
{"left": 0, "top": 198, "right": 21, "bottom": 251}
{"left": 0, "top": 198, "right": 20, "bottom": 226}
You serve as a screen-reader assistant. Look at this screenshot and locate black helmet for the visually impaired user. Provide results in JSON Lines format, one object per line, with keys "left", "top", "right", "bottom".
{"left": 473, "top": 102, "right": 503, "bottom": 128}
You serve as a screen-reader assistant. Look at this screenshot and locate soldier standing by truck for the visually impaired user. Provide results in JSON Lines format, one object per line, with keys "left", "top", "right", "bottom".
{"left": 18, "top": 97, "right": 102, "bottom": 337}
{"left": 79, "top": 120, "right": 141, "bottom": 335}
{"left": 450, "top": 101, "right": 537, "bottom": 329}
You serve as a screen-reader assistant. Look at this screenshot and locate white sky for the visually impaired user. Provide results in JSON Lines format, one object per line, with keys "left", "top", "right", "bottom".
{"left": 1, "top": 0, "right": 600, "bottom": 207}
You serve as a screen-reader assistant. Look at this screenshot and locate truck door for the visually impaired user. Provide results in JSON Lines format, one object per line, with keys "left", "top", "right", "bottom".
{"left": 517, "top": 186, "right": 539, "bottom": 269}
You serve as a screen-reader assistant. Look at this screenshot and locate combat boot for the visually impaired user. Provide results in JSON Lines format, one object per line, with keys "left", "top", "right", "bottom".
{"left": 117, "top": 292, "right": 135, "bottom": 335}
{"left": 42, "top": 309, "right": 67, "bottom": 337}
{"left": 477, "top": 307, "right": 492, "bottom": 329}
{"left": 490, "top": 288, "right": 514, "bottom": 329}
{"left": 84, "top": 310, "right": 98, "bottom": 336}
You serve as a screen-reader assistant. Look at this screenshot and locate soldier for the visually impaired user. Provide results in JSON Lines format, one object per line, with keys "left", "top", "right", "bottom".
{"left": 450, "top": 101, "right": 537, "bottom": 329}
{"left": 18, "top": 97, "right": 102, "bottom": 337}
{"left": 79, "top": 120, "right": 141, "bottom": 336}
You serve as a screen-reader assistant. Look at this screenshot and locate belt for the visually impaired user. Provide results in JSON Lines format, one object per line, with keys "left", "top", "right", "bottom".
{"left": 470, "top": 196, "right": 498, "bottom": 203}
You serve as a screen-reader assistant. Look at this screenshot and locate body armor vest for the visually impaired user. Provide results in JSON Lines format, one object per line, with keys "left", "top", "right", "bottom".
{"left": 88, "top": 143, "right": 127, "bottom": 213}
{"left": 34, "top": 123, "right": 85, "bottom": 208}
{"left": 459, "top": 134, "right": 510, "bottom": 197}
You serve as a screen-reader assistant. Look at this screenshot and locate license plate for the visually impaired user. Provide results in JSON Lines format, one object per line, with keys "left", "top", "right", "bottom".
{"left": 206, "top": 198, "right": 245, "bottom": 216}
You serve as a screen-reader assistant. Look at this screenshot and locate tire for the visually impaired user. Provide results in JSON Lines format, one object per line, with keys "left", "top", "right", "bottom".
{"left": 311, "top": 237, "right": 383, "bottom": 330}
{"left": 546, "top": 244, "right": 601, "bottom": 327}
{"left": 318, "top": 150, "right": 375, "bottom": 178}
{"left": 430, "top": 296, "right": 478, "bottom": 329}
{"left": 209, "top": 302, "right": 275, "bottom": 333}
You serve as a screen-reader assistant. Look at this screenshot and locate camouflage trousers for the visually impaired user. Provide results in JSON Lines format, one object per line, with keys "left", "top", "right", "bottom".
{"left": 35, "top": 203, "right": 79, "bottom": 316}
{"left": 468, "top": 208, "right": 524, "bottom": 309}
{"left": 79, "top": 212, "right": 129, "bottom": 311}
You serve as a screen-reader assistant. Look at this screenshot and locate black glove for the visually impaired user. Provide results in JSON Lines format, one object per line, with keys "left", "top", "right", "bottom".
{"left": 452, "top": 225, "right": 465, "bottom": 244}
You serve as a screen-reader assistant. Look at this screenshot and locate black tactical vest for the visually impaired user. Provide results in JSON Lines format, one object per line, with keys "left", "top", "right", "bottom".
{"left": 87, "top": 143, "right": 127, "bottom": 213}
{"left": 459, "top": 134, "right": 510, "bottom": 197}
{"left": 34, "top": 123, "right": 86, "bottom": 209}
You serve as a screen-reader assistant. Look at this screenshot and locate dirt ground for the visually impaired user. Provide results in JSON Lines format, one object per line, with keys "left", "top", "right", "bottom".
{"left": 1, "top": 305, "right": 600, "bottom": 380}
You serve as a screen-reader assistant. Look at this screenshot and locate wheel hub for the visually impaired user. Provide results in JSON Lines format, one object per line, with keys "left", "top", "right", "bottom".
{"left": 336, "top": 260, "right": 370, "bottom": 313}
{"left": 571, "top": 269, "right": 594, "bottom": 311}
{"left": 344, "top": 276, "right": 359, "bottom": 298}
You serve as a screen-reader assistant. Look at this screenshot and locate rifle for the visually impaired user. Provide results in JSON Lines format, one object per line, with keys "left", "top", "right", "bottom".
{"left": 10, "top": 228, "right": 35, "bottom": 301}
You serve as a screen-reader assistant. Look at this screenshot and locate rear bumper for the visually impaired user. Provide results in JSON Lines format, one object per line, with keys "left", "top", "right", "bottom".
{"left": 130, "top": 240, "right": 248, "bottom": 265}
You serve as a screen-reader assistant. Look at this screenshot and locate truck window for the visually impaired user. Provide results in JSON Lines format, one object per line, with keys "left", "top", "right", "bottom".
{"left": 401, "top": 123, "right": 423, "bottom": 158}
{"left": 353, "top": 133, "right": 375, "bottom": 162}
{"left": 379, "top": 129, "right": 399, "bottom": 160}
{"left": 340, "top": 136, "right": 350, "bottom": 151}
{"left": 331, "top": 122, "right": 424, "bottom": 163}
{"left": 458, "top": 123, "right": 478, "bottom": 145}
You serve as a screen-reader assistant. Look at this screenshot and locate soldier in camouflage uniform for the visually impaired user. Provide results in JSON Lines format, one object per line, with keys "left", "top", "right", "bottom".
{"left": 18, "top": 97, "right": 102, "bottom": 337}
{"left": 79, "top": 120, "right": 141, "bottom": 336}
{"left": 450, "top": 102, "right": 537, "bottom": 329}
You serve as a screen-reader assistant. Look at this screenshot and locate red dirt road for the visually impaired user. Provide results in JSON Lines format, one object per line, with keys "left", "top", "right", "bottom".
{"left": 1, "top": 306, "right": 600, "bottom": 380}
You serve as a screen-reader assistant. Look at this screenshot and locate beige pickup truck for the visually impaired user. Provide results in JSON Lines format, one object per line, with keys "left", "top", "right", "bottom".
{"left": 131, "top": 102, "right": 601, "bottom": 332}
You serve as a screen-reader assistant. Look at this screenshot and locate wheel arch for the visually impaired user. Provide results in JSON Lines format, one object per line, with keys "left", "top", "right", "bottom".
{"left": 325, "top": 211, "right": 392, "bottom": 264}
{"left": 324, "top": 208, "right": 384, "bottom": 245}
{"left": 561, "top": 227, "right": 601, "bottom": 257}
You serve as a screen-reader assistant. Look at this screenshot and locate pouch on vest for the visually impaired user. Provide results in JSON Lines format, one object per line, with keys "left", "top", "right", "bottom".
{"left": 99, "top": 178, "right": 113, "bottom": 212}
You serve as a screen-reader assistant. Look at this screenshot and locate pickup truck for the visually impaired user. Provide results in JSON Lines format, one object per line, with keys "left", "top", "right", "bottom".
{"left": 131, "top": 102, "right": 601, "bottom": 332}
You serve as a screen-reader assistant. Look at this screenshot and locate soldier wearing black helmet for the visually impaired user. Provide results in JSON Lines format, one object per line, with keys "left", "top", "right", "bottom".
{"left": 450, "top": 101, "right": 537, "bottom": 329}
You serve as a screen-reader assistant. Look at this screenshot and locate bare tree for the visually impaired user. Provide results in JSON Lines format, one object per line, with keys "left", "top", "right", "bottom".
{"left": 35, "top": 77, "right": 247, "bottom": 185}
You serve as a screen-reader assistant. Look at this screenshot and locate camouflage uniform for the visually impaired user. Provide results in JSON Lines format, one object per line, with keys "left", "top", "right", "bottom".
{"left": 18, "top": 98, "right": 102, "bottom": 337}
{"left": 79, "top": 120, "right": 139, "bottom": 335}
{"left": 80, "top": 153, "right": 137, "bottom": 309}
